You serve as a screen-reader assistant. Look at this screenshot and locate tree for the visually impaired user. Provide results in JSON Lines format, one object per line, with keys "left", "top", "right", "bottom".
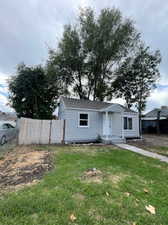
{"left": 47, "top": 7, "right": 139, "bottom": 101}
{"left": 112, "top": 44, "right": 161, "bottom": 134}
{"left": 8, "top": 63, "right": 60, "bottom": 119}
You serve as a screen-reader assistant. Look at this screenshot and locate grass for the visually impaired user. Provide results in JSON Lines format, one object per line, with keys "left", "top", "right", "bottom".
{"left": 147, "top": 146, "right": 168, "bottom": 157}
{"left": 0, "top": 145, "right": 168, "bottom": 225}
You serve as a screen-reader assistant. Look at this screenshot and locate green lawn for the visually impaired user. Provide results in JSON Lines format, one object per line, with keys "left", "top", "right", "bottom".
{"left": 148, "top": 146, "right": 168, "bottom": 157}
{"left": 0, "top": 145, "right": 168, "bottom": 225}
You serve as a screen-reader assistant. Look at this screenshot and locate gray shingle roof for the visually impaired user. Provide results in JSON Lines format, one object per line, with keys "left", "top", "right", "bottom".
{"left": 61, "top": 97, "right": 136, "bottom": 113}
{"left": 145, "top": 107, "right": 168, "bottom": 118}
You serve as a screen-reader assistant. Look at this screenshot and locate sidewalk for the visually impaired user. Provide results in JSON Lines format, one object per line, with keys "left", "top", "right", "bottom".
{"left": 116, "top": 143, "right": 168, "bottom": 163}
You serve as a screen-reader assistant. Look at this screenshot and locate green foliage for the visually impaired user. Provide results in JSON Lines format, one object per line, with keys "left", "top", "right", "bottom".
{"left": 47, "top": 7, "right": 139, "bottom": 101}
{"left": 112, "top": 44, "right": 161, "bottom": 113}
{"left": 8, "top": 63, "right": 59, "bottom": 119}
{"left": 9, "top": 7, "right": 161, "bottom": 118}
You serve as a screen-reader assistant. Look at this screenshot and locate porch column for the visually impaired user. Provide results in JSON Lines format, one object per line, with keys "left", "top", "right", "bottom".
{"left": 104, "top": 111, "right": 110, "bottom": 140}
{"left": 121, "top": 112, "right": 124, "bottom": 139}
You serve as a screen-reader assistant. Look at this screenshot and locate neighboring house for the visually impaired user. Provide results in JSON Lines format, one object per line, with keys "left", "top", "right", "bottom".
{"left": 142, "top": 106, "right": 168, "bottom": 134}
{"left": 58, "top": 97, "right": 140, "bottom": 143}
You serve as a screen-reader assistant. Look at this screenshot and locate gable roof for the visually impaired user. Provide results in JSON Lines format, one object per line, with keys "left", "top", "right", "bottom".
{"left": 61, "top": 97, "right": 136, "bottom": 113}
{"left": 145, "top": 107, "right": 168, "bottom": 118}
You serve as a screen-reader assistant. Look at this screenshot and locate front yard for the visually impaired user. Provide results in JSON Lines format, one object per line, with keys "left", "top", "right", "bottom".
{"left": 0, "top": 145, "right": 168, "bottom": 225}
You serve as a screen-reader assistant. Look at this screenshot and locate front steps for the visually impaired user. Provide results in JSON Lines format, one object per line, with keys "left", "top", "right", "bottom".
{"left": 101, "top": 135, "right": 126, "bottom": 144}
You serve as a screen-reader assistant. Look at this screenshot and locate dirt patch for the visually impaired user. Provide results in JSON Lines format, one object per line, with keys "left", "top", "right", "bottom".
{"left": 0, "top": 146, "right": 52, "bottom": 193}
{"left": 108, "top": 174, "right": 122, "bottom": 184}
{"left": 82, "top": 168, "right": 103, "bottom": 184}
{"left": 143, "top": 134, "right": 168, "bottom": 146}
{"left": 128, "top": 134, "right": 168, "bottom": 148}
{"left": 88, "top": 208, "right": 104, "bottom": 221}
{"left": 128, "top": 134, "right": 168, "bottom": 156}
{"left": 81, "top": 169, "right": 128, "bottom": 185}
{"left": 72, "top": 193, "right": 85, "bottom": 201}
{"left": 107, "top": 173, "right": 129, "bottom": 186}
{"left": 67, "top": 145, "right": 117, "bottom": 155}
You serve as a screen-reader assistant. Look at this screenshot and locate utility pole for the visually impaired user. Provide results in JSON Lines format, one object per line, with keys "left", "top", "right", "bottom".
{"left": 156, "top": 109, "right": 161, "bottom": 135}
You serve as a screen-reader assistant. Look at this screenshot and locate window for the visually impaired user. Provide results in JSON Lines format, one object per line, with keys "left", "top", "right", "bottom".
{"left": 128, "top": 118, "right": 132, "bottom": 130}
{"left": 2, "top": 124, "right": 9, "bottom": 129}
{"left": 124, "top": 117, "right": 127, "bottom": 130}
{"left": 124, "top": 117, "right": 133, "bottom": 130}
{"left": 6, "top": 124, "right": 14, "bottom": 129}
{"left": 79, "top": 113, "right": 89, "bottom": 127}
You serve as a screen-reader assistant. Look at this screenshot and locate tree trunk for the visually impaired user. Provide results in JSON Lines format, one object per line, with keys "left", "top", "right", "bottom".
{"left": 138, "top": 94, "right": 143, "bottom": 138}
{"left": 138, "top": 108, "right": 142, "bottom": 137}
{"left": 77, "top": 72, "right": 84, "bottom": 99}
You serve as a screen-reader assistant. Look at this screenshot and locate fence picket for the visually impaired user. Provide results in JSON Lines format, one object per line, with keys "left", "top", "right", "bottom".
{"left": 18, "top": 118, "right": 65, "bottom": 145}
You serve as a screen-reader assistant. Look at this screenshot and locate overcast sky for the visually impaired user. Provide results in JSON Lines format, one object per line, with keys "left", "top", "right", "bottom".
{"left": 0, "top": 0, "right": 168, "bottom": 112}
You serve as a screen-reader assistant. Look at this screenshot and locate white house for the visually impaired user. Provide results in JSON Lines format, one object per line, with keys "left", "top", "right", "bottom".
{"left": 58, "top": 97, "right": 140, "bottom": 143}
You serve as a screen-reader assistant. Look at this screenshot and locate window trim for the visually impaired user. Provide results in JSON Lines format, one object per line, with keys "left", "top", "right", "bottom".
{"left": 78, "top": 112, "right": 89, "bottom": 128}
{"left": 124, "top": 117, "right": 133, "bottom": 130}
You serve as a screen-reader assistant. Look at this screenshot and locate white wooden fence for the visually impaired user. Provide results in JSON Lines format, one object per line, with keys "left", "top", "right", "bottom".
{"left": 18, "top": 118, "right": 65, "bottom": 145}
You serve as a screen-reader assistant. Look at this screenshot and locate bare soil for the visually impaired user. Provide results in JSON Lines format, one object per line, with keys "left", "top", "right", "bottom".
{"left": 128, "top": 134, "right": 168, "bottom": 147}
{"left": 82, "top": 168, "right": 103, "bottom": 184}
{"left": 128, "top": 134, "right": 168, "bottom": 156}
{"left": 0, "top": 146, "right": 52, "bottom": 193}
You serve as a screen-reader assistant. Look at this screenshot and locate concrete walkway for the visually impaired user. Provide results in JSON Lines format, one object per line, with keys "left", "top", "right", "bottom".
{"left": 116, "top": 143, "right": 168, "bottom": 163}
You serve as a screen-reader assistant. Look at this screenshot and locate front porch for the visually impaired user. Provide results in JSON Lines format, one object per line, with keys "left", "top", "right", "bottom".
{"left": 101, "top": 135, "right": 126, "bottom": 144}
{"left": 100, "top": 105, "right": 126, "bottom": 144}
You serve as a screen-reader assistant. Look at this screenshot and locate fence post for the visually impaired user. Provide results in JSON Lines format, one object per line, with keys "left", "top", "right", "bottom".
{"left": 49, "top": 120, "right": 52, "bottom": 144}
{"left": 62, "top": 120, "right": 66, "bottom": 144}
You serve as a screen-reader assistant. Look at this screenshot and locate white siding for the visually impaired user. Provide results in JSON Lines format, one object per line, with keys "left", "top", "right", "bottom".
{"left": 64, "top": 109, "right": 102, "bottom": 142}
{"left": 102, "top": 112, "right": 139, "bottom": 138}
{"left": 123, "top": 113, "right": 139, "bottom": 138}
{"left": 58, "top": 100, "right": 139, "bottom": 142}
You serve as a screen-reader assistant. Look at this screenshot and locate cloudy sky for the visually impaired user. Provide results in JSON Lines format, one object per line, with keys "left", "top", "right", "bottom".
{"left": 0, "top": 0, "right": 168, "bottom": 112}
